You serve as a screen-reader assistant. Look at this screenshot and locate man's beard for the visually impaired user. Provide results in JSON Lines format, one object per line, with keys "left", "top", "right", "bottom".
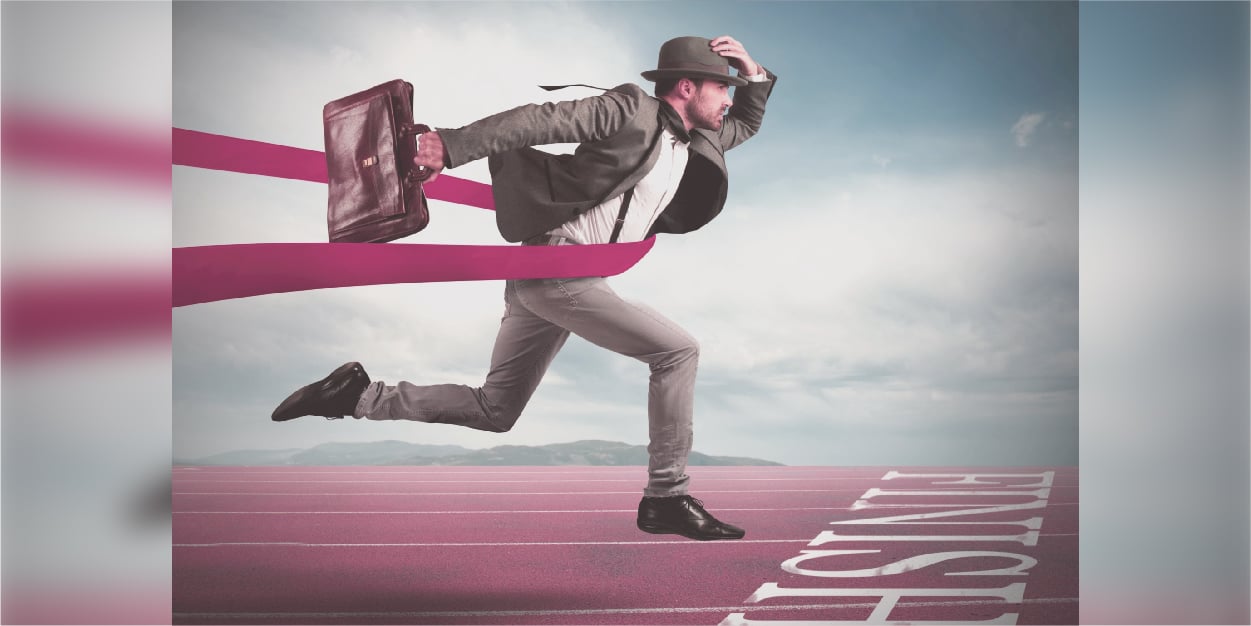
{"left": 687, "top": 100, "right": 724, "bottom": 131}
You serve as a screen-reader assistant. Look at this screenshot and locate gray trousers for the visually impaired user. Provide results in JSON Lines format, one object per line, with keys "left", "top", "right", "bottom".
{"left": 353, "top": 239, "right": 699, "bottom": 497}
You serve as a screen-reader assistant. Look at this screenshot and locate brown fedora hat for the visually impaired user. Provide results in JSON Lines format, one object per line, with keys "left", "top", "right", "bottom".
{"left": 641, "top": 36, "right": 748, "bottom": 87}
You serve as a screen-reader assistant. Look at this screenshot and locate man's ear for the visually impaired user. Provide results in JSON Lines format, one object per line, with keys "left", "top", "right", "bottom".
{"left": 677, "top": 77, "right": 697, "bottom": 99}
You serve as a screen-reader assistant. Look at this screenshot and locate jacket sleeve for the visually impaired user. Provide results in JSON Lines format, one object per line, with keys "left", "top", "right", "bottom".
{"left": 438, "top": 85, "right": 645, "bottom": 169}
{"left": 716, "top": 67, "right": 778, "bottom": 152}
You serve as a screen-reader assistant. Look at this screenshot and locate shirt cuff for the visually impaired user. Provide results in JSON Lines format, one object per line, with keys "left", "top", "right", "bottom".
{"left": 743, "top": 72, "right": 769, "bottom": 83}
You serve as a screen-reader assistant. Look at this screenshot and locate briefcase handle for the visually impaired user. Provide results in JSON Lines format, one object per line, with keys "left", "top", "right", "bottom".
{"left": 401, "top": 122, "right": 435, "bottom": 186}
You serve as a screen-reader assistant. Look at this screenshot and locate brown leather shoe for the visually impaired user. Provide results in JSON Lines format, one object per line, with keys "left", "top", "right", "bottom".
{"left": 637, "top": 495, "right": 745, "bottom": 541}
{"left": 271, "top": 362, "right": 370, "bottom": 421}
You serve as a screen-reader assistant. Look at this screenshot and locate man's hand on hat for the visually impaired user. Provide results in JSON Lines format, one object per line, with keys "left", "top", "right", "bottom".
{"left": 413, "top": 131, "right": 447, "bottom": 182}
{"left": 710, "top": 36, "right": 762, "bottom": 78}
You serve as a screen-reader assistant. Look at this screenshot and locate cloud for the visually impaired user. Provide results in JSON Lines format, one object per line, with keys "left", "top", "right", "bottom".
{"left": 1012, "top": 112, "right": 1047, "bottom": 147}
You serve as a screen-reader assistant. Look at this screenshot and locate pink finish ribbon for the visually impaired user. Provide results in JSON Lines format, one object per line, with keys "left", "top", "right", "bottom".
{"left": 173, "top": 240, "right": 654, "bottom": 307}
{"left": 171, "top": 130, "right": 655, "bottom": 307}
{"left": 172, "top": 128, "right": 496, "bottom": 210}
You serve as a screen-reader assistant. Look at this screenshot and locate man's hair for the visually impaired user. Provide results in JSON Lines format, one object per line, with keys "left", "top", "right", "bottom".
{"left": 654, "top": 76, "right": 705, "bottom": 98}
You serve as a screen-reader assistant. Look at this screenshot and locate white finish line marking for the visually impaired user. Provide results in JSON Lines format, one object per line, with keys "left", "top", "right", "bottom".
{"left": 171, "top": 597, "right": 1078, "bottom": 620}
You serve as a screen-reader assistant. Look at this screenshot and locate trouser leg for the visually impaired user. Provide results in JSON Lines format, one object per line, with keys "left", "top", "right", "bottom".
{"left": 512, "top": 276, "right": 698, "bottom": 497}
{"left": 354, "top": 280, "right": 569, "bottom": 433}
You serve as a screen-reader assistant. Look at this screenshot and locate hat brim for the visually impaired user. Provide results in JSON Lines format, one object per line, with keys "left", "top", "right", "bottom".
{"left": 641, "top": 69, "right": 748, "bottom": 87}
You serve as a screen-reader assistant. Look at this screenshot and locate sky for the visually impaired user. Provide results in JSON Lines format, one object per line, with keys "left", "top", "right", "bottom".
{"left": 172, "top": 1, "right": 1078, "bottom": 466}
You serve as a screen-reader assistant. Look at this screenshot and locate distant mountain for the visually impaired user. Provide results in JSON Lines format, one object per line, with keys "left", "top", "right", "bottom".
{"left": 181, "top": 440, "right": 469, "bottom": 466}
{"left": 180, "top": 448, "right": 307, "bottom": 466}
{"left": 293, "top": 440, "right": 470, "bottom": 465}
{"left": 179, "top": 439, "right": 782, "bottom": 466}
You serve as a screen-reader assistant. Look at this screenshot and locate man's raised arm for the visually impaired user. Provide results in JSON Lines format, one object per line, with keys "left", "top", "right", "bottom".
{"left": 412, "top": 87, "right": 645, "bottom": 181}
{"left": 710, "top": 35, "right": 777, "bottom": 152}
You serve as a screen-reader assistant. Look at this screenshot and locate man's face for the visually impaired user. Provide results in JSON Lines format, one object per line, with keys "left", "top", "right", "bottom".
{"left": 685, "top": 79, "right": 733, "bottom": 132}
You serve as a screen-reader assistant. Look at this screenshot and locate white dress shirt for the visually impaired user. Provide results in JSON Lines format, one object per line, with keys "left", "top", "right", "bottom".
{"left": 548, "top": 72, "right": 768, "bottom": 245}
{"left": 549, "top": 128, "right": 689, "bottom": 244}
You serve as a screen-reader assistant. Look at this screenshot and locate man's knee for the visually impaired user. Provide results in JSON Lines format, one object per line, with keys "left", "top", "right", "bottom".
{"left": 481, "top": 394, "right": 526, "bottom": 433}
{"left": 653, "top": 336, "right": 699, "bottom": 371}
{"left": 487, "top": 420, "right": 515, "bottom": 433}
{"left": 681, "top": 337, "right": 700, "bottom": 362}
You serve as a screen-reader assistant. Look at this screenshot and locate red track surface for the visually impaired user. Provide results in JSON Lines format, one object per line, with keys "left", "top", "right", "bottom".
{"left": 173, "top": 466, "right": 1077, "bottom": 625}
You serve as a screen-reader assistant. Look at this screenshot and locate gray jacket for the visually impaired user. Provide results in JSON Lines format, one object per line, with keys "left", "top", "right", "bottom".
{"left": 439, "top": 69, "right": 777, "bottom": 242}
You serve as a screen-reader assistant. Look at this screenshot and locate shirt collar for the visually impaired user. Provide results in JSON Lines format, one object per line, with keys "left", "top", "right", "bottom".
{"left": 657, "top": 99, "right": 691, "bottom": 144}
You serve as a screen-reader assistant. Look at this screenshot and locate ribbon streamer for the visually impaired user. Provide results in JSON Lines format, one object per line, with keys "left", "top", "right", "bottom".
{"left": 174, "top": 240, "right": 654, "bottom": 307}
{"left": 172, "top": 128, "right": 497, "bottom": 210}
{"left": 172, "top": 130, "right": 655, "bottom": 307}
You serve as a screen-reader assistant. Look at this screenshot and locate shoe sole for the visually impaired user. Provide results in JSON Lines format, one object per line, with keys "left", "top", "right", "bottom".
{"left": 271, "top": 361, "right": 362, "bottom": 421}
{"left": 637, "top": 521, "right": 745, "bottom": 541}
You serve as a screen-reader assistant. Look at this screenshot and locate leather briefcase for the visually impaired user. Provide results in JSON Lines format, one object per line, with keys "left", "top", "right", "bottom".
{"left": 322, "top": 79, "right": 433, "bottom": 243}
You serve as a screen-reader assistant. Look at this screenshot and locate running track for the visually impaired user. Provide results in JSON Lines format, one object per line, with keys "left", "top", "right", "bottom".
{"left": 173, "top": 466, "right": 1077, "bottom": 624}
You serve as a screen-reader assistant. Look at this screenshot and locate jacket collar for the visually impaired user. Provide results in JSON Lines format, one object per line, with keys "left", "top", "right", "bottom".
{"left": 657, "top": 99, "right": 691, "bottom": 143}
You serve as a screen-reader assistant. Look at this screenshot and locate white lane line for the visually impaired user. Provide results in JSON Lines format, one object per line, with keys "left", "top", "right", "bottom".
{"left": 174, "top": 539, "right": 811, "bottom": 547}
{"left": 172, "top": 478, "right": 1081, "bottom": 487}
{"left": 172, "top": 597, "right": 1079, "bottom": 620}
{"left": 171, "top": 485, "right": 1070, "bottom": 495}
{"left": 171, "top": 468, "right": 883, "bottom": 473}
{"left": 173, "top": 478, "right": 906, "bottom": 483}
{"left": 173, "top": 507, "right": 846, "bottom": 514}
{"left": 177, "top": 468, "right": 1078, "bottom": 471}
{"left": 174, "top": 534, "right": 1078, "bottom": 548}
{"left": 170, "top": 512, "right": 1080, "bottom": 531}
{"left": 172, "top": 489, "right": 868, "bottom": 496}
{"left": 172, "top": 491, "right": 1078, "bottom": 505}
{"left": 172, "top": 468, "right": 1078, "bottom": 477}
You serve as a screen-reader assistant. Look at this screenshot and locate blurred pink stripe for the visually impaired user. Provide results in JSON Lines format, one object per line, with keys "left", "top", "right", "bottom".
{"left": 173, "top": 239, "right": 655, "bottom": 306}
{"left": 2, "top": 106, "right": 171, "bottom": 186}
{"left": 171, "top": 128, "right": 495, "bottom": 210}
{"left": 2, "top": 270, "right": 171, "bottom": 358}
